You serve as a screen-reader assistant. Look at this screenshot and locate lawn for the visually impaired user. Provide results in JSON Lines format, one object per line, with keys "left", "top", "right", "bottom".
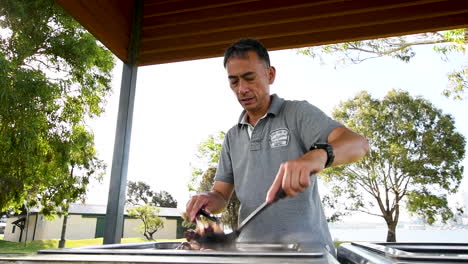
{"left": 0, "top": 237, "right": 153, "bottom": 254}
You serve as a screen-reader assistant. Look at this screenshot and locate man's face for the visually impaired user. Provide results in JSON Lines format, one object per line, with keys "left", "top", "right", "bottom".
{"left": 226, "top": 51, "right": 275, "bottom": 115}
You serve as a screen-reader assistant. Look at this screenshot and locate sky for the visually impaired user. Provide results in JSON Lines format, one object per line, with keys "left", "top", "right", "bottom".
{"left": 86, "top": 44, "right": 468, "bottom": 222}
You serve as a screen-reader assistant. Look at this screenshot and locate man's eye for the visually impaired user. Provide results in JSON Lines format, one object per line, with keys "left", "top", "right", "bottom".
{"left": 230, "top": 79, "right": 238, "bottom": 86}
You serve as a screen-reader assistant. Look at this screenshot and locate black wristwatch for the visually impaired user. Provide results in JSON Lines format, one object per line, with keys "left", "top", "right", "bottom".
{"left": 310, "top": 143, "right": 334, "bottom": 168}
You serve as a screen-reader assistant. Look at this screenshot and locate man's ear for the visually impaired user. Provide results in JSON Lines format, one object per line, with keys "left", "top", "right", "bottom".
{"left": 268, "top": 66, "right": 276, "bottom": 84}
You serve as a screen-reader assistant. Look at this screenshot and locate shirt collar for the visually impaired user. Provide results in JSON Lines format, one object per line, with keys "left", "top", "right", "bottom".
{"left": 237, "top": 94, "right": 284, "bottom": 125}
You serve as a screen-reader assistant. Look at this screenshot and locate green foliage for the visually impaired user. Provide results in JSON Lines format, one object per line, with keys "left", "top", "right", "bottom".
{"left": 126, "top": 181, "right": 178, "bottom": 208}
{"left": 126, "top": 181, "right": 153, "bottom": 206}
{"left": 189, "top": 132, "right": 240, "bottom": 229}
{"left": 152, "top": 191, "right": 177, "bottom": 208}
{"left": 322, "top": 89, "right": 465, "bottom": 240}
{"left": 444, "top": 65, "right": 467, "bottom": 100}
{"left": 406, "top": 190, "right": 452, "bottom": 225}
{"left": 127, "top": 204, "right": 165, "bottom": 240}
{"left": 190, "top": 132, "right": 226, "bottom": 190}
{"left": 298, "top": 29, "right": 467, "bottom": 100}
{"left": 195, "top": 131, "right": 225, "bottom": 168}
{"left": 0, "top": 0, "right": 114, "bottom": 215}
{"left": 180, "top": 212, "right": 196, "bottom": 229}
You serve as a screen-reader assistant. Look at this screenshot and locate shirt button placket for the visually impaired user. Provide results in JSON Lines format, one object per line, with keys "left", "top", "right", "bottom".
{"left": 250, "top": 119, "right": 265, "bottom": 151}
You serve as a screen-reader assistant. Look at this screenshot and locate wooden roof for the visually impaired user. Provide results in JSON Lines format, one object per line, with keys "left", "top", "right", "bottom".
{"left": 55, "top": 0, "right": 468, "bottom": 66}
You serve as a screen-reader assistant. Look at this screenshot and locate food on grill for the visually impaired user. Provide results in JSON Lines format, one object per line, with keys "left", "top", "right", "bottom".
{"left": 176, "top": 229, "right": 202, "bottom": 250}
{"left": 176, "top": 241, "right": 193, "bottom": 250}
{"left": 177, "top": 214, "right": 225, "bottom": 250}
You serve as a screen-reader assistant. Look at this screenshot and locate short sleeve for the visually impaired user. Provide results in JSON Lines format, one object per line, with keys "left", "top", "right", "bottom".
{"left": 294, "top": 101, "right": 342, "bottom": 149}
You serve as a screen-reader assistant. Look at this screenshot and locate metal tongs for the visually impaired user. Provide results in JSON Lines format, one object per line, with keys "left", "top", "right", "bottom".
{"left": 197, "top": 209, "right": 220, "bottom": 223}
{"left": 197, "top": 189, "right": 287, "bottom": 248}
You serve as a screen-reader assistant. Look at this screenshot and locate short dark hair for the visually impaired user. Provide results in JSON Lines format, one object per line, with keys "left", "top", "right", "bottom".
{"left": 223, "top": 38, "right": 270, "bottom": 68}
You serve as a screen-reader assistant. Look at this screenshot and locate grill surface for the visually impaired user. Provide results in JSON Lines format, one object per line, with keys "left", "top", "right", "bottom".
{"left": 0, "top": 241, "right": 341, "bottom": 264}
{"left": 39, "top": 241, "right": 324, "bottom": 257}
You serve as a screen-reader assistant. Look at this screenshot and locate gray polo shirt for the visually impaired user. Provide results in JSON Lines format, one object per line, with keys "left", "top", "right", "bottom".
{"left": 215, "top": 94, "right": 341, "bottom": 254}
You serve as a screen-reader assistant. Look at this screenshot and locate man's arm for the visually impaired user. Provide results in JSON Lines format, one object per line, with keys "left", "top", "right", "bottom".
{"left": 326, "top": 126, "right": 369, "bottom": 166}
{"left": 266, "top": 126, "right": 369, "bottom": 202}
{"left": 186, "top": 181, "right": 234, "bottom": 222}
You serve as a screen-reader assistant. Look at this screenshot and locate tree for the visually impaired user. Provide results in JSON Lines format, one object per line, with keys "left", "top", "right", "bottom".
{"left": 298, "top": 29, "right": 467, "bottom": 100}
{"left": 127, "top": 204, "right": 164, "bottom": 240}
{"left": 125, "top": 182, "right": 176, "bottom": 239}
{"left": 126, "top": 181, "right": 154, "bottom": 206}
{"left": 152, "top": 191, "right": 177, "bottom": 208}
{"left": 126, "top": 181, "right": 178, "bottom": 208}
{"left": 189, "top": 132, "right": 240, "bottom": 229}
{"left": 0, "top": 0, "right": 113, "bottom": 215}
{"left": 322, "top": 89, "right": 465, "bottom": 242}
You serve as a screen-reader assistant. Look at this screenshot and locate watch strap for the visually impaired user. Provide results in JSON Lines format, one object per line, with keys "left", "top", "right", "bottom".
{"left": 310, "top": 143, "right": 334, "bottom": 168}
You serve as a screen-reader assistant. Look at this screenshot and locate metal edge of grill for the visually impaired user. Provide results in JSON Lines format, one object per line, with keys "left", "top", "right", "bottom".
{"left": 38, "top": 241, "right": 326, "bottom": 258}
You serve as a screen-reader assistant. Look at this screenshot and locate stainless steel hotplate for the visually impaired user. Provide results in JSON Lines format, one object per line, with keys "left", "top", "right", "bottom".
{"left": 0, "top": 241, "right": 340, "bottom": 264}
{"left": 338, "top": 242, "right": 468, "bottom": 263}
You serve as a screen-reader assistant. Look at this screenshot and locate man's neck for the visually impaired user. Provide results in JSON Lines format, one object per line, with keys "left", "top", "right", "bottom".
{"left": 246, "top": 95, "right": 271, "bottom": 126}
{"left": 247, "top": 113, "right": 263, "bottom": 126}
{"left": 246, "top": 107, "right": 269, "bottom": 126}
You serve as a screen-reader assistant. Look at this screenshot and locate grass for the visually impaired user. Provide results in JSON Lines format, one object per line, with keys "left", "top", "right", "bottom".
{"left": 0, "top": 239, "right": 58, "bottom": 254}
{"left": 0, "top": 237, "right": 163, "bottom": 255}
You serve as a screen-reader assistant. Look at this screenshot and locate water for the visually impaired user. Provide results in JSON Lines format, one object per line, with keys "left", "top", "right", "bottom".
{"left": 330, "top": 227, "right": 468, "bottom": 243}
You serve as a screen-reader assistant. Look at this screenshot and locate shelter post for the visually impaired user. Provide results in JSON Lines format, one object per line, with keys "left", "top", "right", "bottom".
{"left": 103, "top": 0, "right": 142, "bottom": 244}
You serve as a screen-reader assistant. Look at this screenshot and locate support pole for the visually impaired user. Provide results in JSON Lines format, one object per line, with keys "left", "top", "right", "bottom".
{"left": 103, "top": 0, "right": 142, "bottom": 245}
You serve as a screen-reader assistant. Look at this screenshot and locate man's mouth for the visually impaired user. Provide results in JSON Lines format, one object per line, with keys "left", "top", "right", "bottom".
{"left": 240, "top": 97, "right": 255, "bottom": 105}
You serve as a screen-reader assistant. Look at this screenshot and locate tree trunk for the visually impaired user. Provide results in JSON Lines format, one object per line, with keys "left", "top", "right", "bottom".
{"left": 19, "top": 227, "right": 24, "bottom": 243}
{"left": 59, "top": 214, "right": 68, "bottom": 248}
{"left": 386, "top": 221, "right": 397, "bottom": 242}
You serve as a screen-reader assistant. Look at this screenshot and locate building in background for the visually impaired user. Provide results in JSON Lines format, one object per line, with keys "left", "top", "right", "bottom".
{"left": 0, "top": 215, "right": 6, "bottom": 234}
{"left": 3, "top": 204, "right": 184, "bottom": 242}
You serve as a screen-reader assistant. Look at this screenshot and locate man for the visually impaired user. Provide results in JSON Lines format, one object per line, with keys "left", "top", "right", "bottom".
{"left": 186, "top": 38, "right": 369, "bottom": 254}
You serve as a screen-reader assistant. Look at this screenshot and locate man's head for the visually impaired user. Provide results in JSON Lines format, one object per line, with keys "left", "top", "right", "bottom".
{"left": 223, "top": 38, "right": 271, "bottom": 69}
{"left": 224, "top": 38, "right": 276, "bottom": 120}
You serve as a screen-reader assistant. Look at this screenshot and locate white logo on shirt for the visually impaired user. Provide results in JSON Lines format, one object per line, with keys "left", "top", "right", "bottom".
{"left": 269, "top": 128, "right": 289, "bottom": 148}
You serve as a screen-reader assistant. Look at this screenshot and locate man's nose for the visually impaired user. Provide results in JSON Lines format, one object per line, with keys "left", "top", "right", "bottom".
{"left": 238, "top": 79, "right": 249, "bottom": 94}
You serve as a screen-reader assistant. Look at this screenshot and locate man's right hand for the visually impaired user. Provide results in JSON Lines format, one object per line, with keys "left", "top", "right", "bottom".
{"left": 185, "top": 181, "right": 234, "bottom": 222}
